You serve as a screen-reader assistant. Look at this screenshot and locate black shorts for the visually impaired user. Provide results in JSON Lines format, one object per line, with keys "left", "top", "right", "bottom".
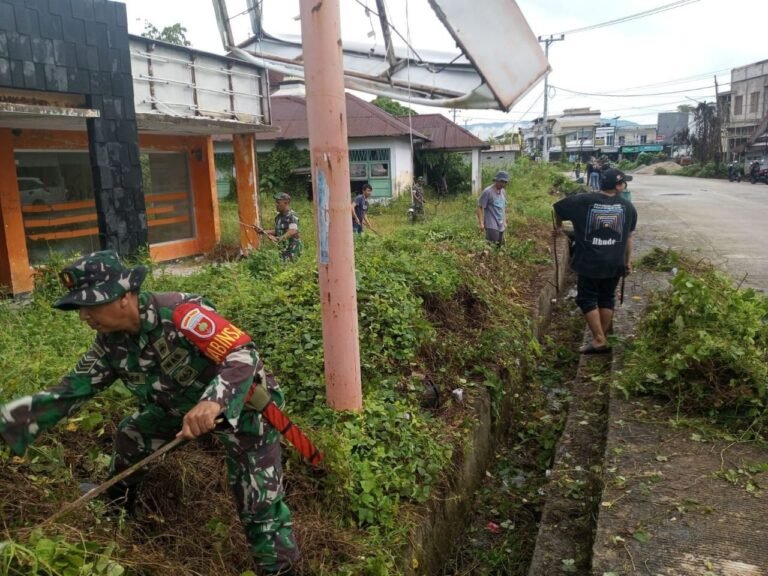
{"left": 575, "top": 275, "right": 621, "bottom": 313}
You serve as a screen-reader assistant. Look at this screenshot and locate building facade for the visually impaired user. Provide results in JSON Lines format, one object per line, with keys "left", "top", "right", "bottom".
{"left": 0, "top": 0, "right": 271, "bottom": 295}
{"left": 727, "top": 60, "right": 768, "bottom": 164}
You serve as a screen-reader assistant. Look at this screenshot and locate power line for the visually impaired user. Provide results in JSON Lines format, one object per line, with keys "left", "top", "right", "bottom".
{"left": 551, "top": 83, "right": 719, "bottom": 98}
{"left": 542, "top": 0, "right": 701, "bottom": 36}
{"left": 598, "top": 67, "right": 731, "bottom": 92}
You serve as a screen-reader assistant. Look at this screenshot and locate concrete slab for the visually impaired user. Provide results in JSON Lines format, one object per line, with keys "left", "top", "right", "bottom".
{"left": 591, "top": 270, "right": 768, "bottom": 576}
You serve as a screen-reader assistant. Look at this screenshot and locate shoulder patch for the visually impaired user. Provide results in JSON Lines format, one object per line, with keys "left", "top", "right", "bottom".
{"left": 74, "top": 344, "right": 104, "bottom": 375}
{"left": 172, "top": 302, "right": 251, "bottom": 363}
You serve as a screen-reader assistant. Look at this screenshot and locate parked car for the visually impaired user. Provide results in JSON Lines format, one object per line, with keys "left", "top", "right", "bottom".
{"left": 17, "top": 177, "right": 68, "bottom": 206}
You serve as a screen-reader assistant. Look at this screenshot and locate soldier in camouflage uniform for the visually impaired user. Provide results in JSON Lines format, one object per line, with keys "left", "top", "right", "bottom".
{"left": 411, "top": 176, "right": 426, "bottom": 216}
{"left": 263, "top": 192, "right": 302, "bottom": 261}
{"left": 0, "top": 250, "right": 298, "bottom": 576}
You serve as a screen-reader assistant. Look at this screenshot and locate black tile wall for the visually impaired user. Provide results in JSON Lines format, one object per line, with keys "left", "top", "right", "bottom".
{"left": 0, "top": 0, "right": 147, "bottom": 256}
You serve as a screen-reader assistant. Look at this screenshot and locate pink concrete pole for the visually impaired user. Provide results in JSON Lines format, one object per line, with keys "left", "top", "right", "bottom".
{"left": 299, "top": 0, "right": 363, "bottom": 410}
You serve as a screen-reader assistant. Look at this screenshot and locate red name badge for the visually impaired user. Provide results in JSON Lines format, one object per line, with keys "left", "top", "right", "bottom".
{"left": 173, "top": 303, "right": 252, "bottom": 363}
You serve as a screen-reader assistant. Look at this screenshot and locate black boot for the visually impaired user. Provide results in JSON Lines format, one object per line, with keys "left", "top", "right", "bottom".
{"left": 105, "top": 482, "right": 139, "bottom": 516}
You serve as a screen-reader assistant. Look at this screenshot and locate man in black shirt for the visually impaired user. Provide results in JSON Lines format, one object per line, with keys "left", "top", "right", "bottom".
{"left": 553, "top": 169, "right": 638, "bottom": 353}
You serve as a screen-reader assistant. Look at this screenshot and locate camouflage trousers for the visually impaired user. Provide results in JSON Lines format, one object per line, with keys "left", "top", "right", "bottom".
{"left": 279, "top": 239, "right": 302, "bottom": 262}
{"left": 109, "top": 397, "right": 299, "bottom": 575}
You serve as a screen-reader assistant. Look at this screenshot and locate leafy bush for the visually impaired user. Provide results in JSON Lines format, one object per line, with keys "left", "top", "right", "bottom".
{"left": 0, "top": 531, "right": 125, "bottom": 576}
{"left": 638, "top": 247, "right": 681, "bottom": 272}
{"left": 654, "top": 167, "right": 668, "bottom": 175}
{"left": 1, "top": 173, "right": 553, "bottom": 574}
{"left": 636, "top": 152, "right": 653, "bottom": 166}
{"left": 257, "top": 142, "right": 310, "bottom": 195}
{"left": 675, "top": 162, "right": 728, "bottom": 179}
{"left": 619, "top": 269, "right": 768, "bottom": 429}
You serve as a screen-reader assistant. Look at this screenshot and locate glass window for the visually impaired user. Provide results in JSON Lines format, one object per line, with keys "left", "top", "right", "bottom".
{"left": 143, "top": 152, "right": 196, "bottom": 244}
{"left": 16, "top": 151, "right": 100, "bottom": 265}
{"left": 750, "top": 92, "right": 760, "bottom": 114}
{"left": 734, "top": 95, "right": 743, "bottom": 115}
{"left": 640, "top": 135, "right": 647, "bottom": 144}
{"left": 370, "top": 162, "right": 389, "bottom": 178}
{"left": 349, "top": 163, "right": 367, "bottom": 179}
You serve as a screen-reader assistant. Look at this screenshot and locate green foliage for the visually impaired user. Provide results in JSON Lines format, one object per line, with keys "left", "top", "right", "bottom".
{"left": 675, "top": 162, "right": 727, "bottom": 179}
{"left": 416, "top": 151, "right": 471, "bottom": 195}
{"left": 370, "top": 97, "right": 417, "bottom": 117}
{"left": 636, "top": 152, "right": 653, "bottom": 166}
{"left": 638, "top": 247, "right": 682, "bottom": 272}
{"left": 140, "top": 21, "right": 191, "bottom": 46}
{"left": 0, "top": 163, "right": 558, "bottom": 575}
{"left": 654, "top": 167, "right": 668, "bottom": 175}
{"left": 0, "top": 531, "right": 125, "bottom": 576}
{"left": 257, "top": 142, "right": 310, "bottom": 195}
{"left": 619, "top": 269, "right": 768, "bottom": 430}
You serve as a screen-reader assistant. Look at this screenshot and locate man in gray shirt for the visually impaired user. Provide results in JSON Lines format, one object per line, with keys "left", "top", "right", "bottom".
{"left": 476, "top": 170, "right": 509, "bottom": 245}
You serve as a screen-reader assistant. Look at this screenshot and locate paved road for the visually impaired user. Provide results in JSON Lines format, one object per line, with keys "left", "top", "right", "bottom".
{"left": 630, "top": 173, "right": 768, "bottom": 291}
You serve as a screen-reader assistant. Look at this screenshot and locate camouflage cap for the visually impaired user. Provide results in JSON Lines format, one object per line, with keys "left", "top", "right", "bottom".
{"left": 273, "top": 192, "right": 291, "bottom": 201}
{"left": 53, "top": 250, "right": 148, "bottom": 311}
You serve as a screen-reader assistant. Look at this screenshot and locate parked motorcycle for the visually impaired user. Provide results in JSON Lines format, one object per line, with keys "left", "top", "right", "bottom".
{"left": 727, "top": 163, "right": 741, "bottom": 182}
{"left": 749, "top": 162, "right": 768, "bottom": 184}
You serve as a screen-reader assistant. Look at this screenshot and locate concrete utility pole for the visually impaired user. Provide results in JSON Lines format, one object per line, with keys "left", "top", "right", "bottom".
{"left": 538, "top": 34, "right": 564, "bottom": 162}
{"left": 299, "top": 0, "right": 363, "bottom": 411}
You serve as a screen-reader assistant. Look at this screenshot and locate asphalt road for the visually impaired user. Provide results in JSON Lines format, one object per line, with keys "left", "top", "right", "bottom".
{"left": 629, "top": 173, "right": 768, "bottom": 291}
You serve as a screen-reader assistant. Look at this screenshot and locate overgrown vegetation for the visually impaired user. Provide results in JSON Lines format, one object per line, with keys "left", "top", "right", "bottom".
{"left": 618, "top": 252, "right": 768, "bottom": 435}
{"left": 0, "top": 161, "right": 568, "bottom": 575}
{"left": 673, "top": 161, "right": 728, "bottom": 179}
{"left": 257, "top": 142, "right": 311, "bottom": 196}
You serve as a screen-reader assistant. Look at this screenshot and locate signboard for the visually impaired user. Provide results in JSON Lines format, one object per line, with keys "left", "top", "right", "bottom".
{"left": 621, "top": 145, "right": 664, "bottom": 153}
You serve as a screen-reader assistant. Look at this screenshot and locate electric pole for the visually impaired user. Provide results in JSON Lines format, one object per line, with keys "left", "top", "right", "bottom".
{"left": 299, "top": 0, "right": 363, "bottom": 411}
{"left": 538, "top": 34, "right": 564, "bottom": 163}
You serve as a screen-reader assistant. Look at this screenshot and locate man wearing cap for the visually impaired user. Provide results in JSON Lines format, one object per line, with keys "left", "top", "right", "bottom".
{"left": 0, "top": 250, "right": 299, "bottom": 576}
{"left": 263, "top": 192, "right": 302, "bottom": 261}
{"left": 477, "top": 171, "right": 509, "bottom": 245}
{"left": 553, "top": 168, "right": 638, "bottom": 354}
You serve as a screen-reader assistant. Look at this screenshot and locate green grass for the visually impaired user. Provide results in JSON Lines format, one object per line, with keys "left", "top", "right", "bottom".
{"left": 0, "top": 160, "right": 566, "bottom": 576}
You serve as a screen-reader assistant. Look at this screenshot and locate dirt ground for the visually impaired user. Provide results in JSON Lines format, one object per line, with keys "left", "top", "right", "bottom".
{"left": 591, "top": 270, "right": 768, "bottom": 576}
{"left": 632, "top": 162, "right": 682, "bottom": 175}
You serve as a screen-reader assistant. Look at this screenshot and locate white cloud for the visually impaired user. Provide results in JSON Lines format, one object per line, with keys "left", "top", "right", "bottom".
{"left": 120, "top": 0, "right": 767, "bottom": 126}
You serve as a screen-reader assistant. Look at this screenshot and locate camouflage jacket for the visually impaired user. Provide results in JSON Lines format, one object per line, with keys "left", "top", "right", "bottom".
{"left": 0, "top": 292, "right": 277, "bottom": 455}
{"left": 274, "top": 210, "right": 301, "bottom": 257}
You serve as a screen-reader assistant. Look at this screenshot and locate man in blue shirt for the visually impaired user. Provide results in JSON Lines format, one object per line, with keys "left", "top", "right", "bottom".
{"left": 351, "top": 183, "right": 376, "bottom": 234}
{"left": 476, "top": 171, "right": 509, "bottom": 245}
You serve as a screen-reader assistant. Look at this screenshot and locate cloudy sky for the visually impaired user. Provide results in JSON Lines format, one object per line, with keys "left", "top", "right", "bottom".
{"left": 119, "top": 0, "right": 765, "bottom": 128}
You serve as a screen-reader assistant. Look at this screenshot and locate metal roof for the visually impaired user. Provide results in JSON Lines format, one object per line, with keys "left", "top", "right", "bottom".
{"left": 396, "top": 114, "right": 488, "bottom": 151}
{"left": 215, "top": 0, "right": 548, "bottom": 111}
{"left": 253, "top": 93, "right": 430, "bottom": 141}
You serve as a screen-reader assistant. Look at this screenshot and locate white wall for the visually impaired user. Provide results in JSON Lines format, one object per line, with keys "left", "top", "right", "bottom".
{"left": 216, "top": 137, "right": 414, "bottom": 198}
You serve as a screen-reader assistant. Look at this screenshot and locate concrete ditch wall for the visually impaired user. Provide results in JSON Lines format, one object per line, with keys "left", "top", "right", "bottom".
{"left": 401, "top": 237, "right": 572, "bottom": 575}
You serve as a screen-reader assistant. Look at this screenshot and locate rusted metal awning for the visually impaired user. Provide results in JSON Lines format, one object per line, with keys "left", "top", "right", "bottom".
{"left": 0, "top": 102, "right": 100, "bottom": 131}
{"left": 213, "top": 0, "right": 548, "bottom": 111}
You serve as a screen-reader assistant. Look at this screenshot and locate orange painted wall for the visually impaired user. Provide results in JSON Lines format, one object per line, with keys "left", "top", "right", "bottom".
{"left": 1, "top": 129, "right": 221, "bottom": 294}
{"left": 0, "top": 129, "right": 34, "bottom": 294}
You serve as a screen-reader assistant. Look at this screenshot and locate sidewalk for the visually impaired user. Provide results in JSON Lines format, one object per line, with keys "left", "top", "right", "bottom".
{"left": 591, "top": 269, "right": 768, "bottom": 576}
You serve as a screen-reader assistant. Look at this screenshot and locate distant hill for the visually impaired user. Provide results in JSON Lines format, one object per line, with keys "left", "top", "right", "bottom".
{"left": 465, "top": 120, "right": 532, "bottom": 140}
{"left": 464, "top": 117, "right": 641, "bottom": 141}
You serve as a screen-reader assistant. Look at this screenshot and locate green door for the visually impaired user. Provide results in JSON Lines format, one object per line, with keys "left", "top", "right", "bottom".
{"left": 349, "top": 148, "right": 392, "bottom": 198}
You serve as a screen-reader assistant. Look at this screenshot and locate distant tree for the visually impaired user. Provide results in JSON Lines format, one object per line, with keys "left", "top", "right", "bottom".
{"left": 690, "top": 102, "right": 721, "bottom": 166}
{"left": 141, "top": 21, "right": 191, "bottom": 47}
{"left": 487, "top": 132, "right": 514, "bottom": 145}
{"left": 371, "top": 97, "right": 417, "bottom": 116}
{"left": 677, "top": 104, "right": 695, "bottom": 114}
